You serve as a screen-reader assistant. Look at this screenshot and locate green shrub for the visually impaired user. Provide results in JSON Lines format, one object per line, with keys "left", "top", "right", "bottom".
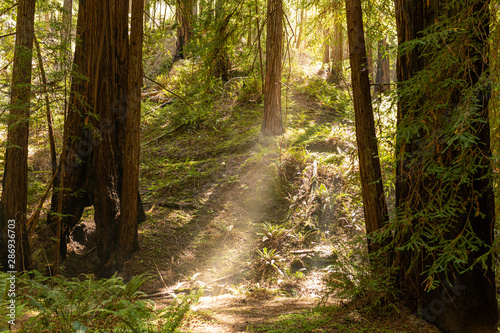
{"left": 18, "top": 271, "right": 201, "bottom": 332}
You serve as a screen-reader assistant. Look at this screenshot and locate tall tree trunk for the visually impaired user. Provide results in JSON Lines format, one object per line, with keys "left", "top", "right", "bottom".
{"left": 211, "top": 0, "right": 230, "bottom": 81}
{"left": 295, "top": 8, "right": 305, "bottom": 49}
{"left": 174, "top": 0, "right": 193, "bottom": 60}
{"left": 119, "top": 0, "right": 144, "bottom": 261}
{"left": 247, "top": 6, "right": 252, "bottom": 48}
{"left": 329, "top": 18, "right": 343, "bottom": 84}
{"left": 394, "top": 1, "right": 497, "bottom": 332}
{"left": 345, "top": 0, "right": 388, "bottom": 254}
{"left": 322, "top": 29, "right": 330, "bottom": 65}
{"left": 34, "top": 36, "right": 57, "bottom": 175}
{"left": 60, "top": 0, "right": 73, "bottom": 70}
{"left": 256, "top": 0, "right": 264, "bottom": 92}
{"left": 48, "top": 0, "right": 145, "bottom": 277}
{"left": 61, "top": 0, "right": 72, "bottom": 46}
{"left": 375, "top": 37, "right": 390, "bottom": 94}
{"left": 0, "top": 0, "right": 36, "bottom": 272}
{"left": 261, "top": 0, "right": 283, "bottom": 136}
{"left": 366, "top": 39, "right": 374, "bottom": 82}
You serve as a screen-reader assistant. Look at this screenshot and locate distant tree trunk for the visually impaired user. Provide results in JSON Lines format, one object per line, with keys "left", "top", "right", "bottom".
{"left": 256, "top": 0, "right": 264, "bottom": 92}
{"left": 48, "top": 0, "right": 145, "bottom": 277}
{"left": 0, "top": 0, "right": 36, "bottom": 272}
{"left": 366, "top": 39, "right": 374, "bottom": 82}
{"left": 345, "top": 0, "right": 388, "bottom": 254}
{"left": 174, "top": 0, "right": 193, "bottom": 60}
{"left": 329, "top": 19, "right": 343, "bottom": 83}
{"left": 119, "top": 0, "right": 144, "bottom": 261}
{"left": 295, "top": 8, "right": 305, "bottom": 49}
{"left": 395, "top": 0, "right": 498, "bottom": 332}
{"left": 60, "top": 0, "right": 73, "bottom": 70}
{"left": 61, "top": 0, "right": 72, "bottom": 45}
{"left": 247, "top": 6, "right": 252, "bottom": 48}
{"left": 211, "top": 0, "right": 230, "bottom": 81}
{"left": 375, "top": 37, "right": 390, "bottom": 94}
{"left": 261, "top": 0, "right": 283, "bottom": 136}
{"left": 144, "top": 0, "right": 150, "bottom": 29}
{"left": 34, "top": 36, "right": 57, "bottom": 175}
{"left": 322, "top": 29, "right": 330, "bottom": 65}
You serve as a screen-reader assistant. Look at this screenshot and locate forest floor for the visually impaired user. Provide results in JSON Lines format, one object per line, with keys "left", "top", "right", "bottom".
{"left": 25, "top": 52, "right": 443, "bottom": 332}
{"left": 120, "top": 61, "right": 439, "bottom": 331}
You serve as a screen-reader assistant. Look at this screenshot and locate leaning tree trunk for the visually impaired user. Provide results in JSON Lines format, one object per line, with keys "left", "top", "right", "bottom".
{"left": 0, "top": 0, "right": 36, "bottom": 272}
{"left": 394, "top": 0, "right": 498, "bottom": 332}
{"left": 261, "top": 0, "right": 283, "bottom": 136}
{"left": 48, "top": 0, "right": 145, "bottom": 277}
{"left": 345, "top": 0, "right": 388, "bottom": 254}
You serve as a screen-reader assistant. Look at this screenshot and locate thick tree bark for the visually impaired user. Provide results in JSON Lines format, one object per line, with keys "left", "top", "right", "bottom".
{"left": 261, "top": 0, "right": 283, "bottom": 136}
{"left": 345, "top": 0, "right": 388, "bottom": 254}
{"left": 48, "top": 0, "right": 145, "bottom": 277}
{"left": 0, "top": 0, "right": 36, "bottom": 272}
{"left": 395, "top": 1, "right": 498, "bottom": 332}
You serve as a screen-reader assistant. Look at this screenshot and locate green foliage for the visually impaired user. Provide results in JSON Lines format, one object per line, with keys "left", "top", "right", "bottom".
{"left": 247, "top": 306, "right": 400, "bottom": 333}
{"left": 19, "top": 271, "right": 200, "bottom": 332}
{"left": 254, "top": 247, "right": 285, "bottom": 279}
{"left": 257, "top": 222, "right": 289, "bottom": 249}
{"left": 247, "top": 306, "right": 335, "bottom": 333}
{"left": 386, "top": 3, "right": 496, "bottom": 291}
{"left": 323, "top": 235, "right": 398, "bottom": 314}
{"left": 296, "top": 77, "right": 351, "bottom": 116}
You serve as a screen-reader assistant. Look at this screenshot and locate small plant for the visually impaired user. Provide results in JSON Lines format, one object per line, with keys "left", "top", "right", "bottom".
{"left": 254, "top": 247, "right": 285, "bottom": 279}
{"left": 256, "top": 222, "right": 289, "bottom": 249}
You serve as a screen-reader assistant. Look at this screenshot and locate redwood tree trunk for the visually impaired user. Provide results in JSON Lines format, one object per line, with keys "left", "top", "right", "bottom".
{"left": 261, "top": 0, "right": 283, "bottom": 136}
{"left": 0, "top": 0, "right": 36, "bottom": 272}
{"left": 48, "top": 0, "right": 145, "bottom": 277}
{"left": 345, "top": 0, "right": 388, "bottom": 254}
{"left": 119, "top": 0, "right": 144, "bottom": 261}
{"left": 395, "top": 0, "right": 497, "bottom": 332}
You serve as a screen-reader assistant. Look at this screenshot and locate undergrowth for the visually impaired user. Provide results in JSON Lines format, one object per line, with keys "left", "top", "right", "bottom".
{"left": 12, "top": 271, "right": 201, "bottom": 332}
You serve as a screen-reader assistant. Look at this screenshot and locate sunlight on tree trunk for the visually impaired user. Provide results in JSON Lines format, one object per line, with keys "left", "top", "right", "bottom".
{"left": 261, "top": 0, "right": 283, "bottom": 136}
{"left": 345, "top": 0, "right": 388, "bottom": 254}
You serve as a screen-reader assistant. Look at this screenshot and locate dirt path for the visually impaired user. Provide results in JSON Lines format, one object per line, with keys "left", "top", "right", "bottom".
{"left": 185, "top": 295, "right": 326, "bottom": 333}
